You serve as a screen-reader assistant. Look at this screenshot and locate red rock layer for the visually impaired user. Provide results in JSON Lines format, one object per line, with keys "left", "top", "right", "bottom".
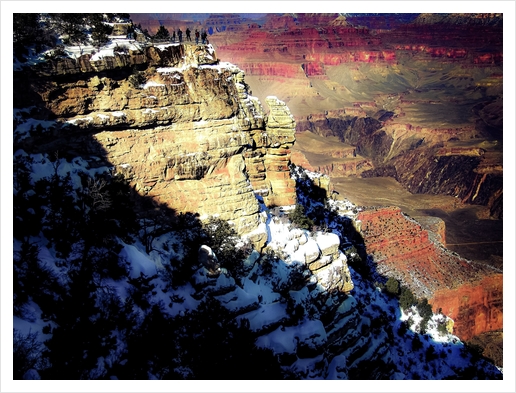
{"left": 290, "top": 150, "right": 315, "bottom": 172}
{"left": 214, "top": 13, "right": 502, "bottom": 82}
{"left": 432, "top": 275, "right": 503, "bottom": 341}
{"left": 356, "top": 206, "right": 502, "bottom": 340}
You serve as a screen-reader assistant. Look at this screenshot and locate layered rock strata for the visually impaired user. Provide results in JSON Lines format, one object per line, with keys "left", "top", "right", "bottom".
{"left": 356, "top": 206, "right": 503, "bottom": 340}
{"left": 244, "top": 97, "right": 297, "bottom": 207}
{"left": 189, "top": 223, "right": 364, "bottom": 376}
{"left": 14, "top": 43, "right": 297, "bottom": 246}
{"left": 210, "top": 13, "right": 503, "bottom": 218}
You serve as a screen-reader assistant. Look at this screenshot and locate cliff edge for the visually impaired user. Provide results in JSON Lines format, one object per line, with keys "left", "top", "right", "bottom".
{"left": 14, "top": 42, "right": 297, "bottom": 248}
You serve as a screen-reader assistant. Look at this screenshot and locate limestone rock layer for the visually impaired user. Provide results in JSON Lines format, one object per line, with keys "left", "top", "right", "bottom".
{"left": 15, "top": 44, "right": 297, "bottom": 245}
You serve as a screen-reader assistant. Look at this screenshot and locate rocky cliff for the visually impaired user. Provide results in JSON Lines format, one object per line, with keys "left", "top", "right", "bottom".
{"left": 14, "top": 43, "right": 297, "bottom": 247}
{"left": 370, "top": 145, "right": 504, "bottom": 219}
{"left": 210, "top": 13, "right": 503, "bottom": 220}
{"left": 356, "top": 206, "right": 503, "bottom": 340}
{"left": 12, "top": 14, "right": 505, "bottom": 380}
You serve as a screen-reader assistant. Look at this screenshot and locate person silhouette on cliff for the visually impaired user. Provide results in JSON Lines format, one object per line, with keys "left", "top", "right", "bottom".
{"left": 172, "top": 30, "right": 176, "bottom": 43}
{"left": 178, "top": 28, "right": 183, "bottom": 43}
{"left": 195, "top": 29, "right": 200, "bottom": 44}
{"left": 201, "top": 30, "right": 207, "bottom": 45}
{"left": 186, "top": 28, "right": 191, "bottom": 41}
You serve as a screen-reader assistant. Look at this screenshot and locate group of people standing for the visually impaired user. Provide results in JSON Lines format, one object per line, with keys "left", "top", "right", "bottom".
{"left": 171, "top": 28, "right": 209, "bottom": 45}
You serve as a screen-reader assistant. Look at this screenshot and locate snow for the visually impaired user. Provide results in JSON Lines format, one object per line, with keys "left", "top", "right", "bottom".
{"left": 289, "top": 286, "right": 310, "bottom": 305}
{"left": 118, "top": 243, "right": 157, "bottom": 279}
{"left": 314, "top": 256, "right": 347, "bottom": 288}
{"left": 298, "top": 238, "right": 321, "bottom": 264}
{"left": 336, "top": 295, "right": 357, "bottom": 315}
{"left": 291, "top": 354, "right": 326, "bottom": 379}
{"left": 327, "top": 354, "right": 348, "bottom": 379}
{"left": 242, "top": 276, "right": 281, "bottom": 304}
{"left": 89, "top": 39, "right": 141, "bottom": 61}
{"left": 237, "top": 302, "right": 287, "bottom": 332}
{"left": 13, "top": 117, "right": 56, "bottom": 141}
{"left": 22, "top": 369, "right": 41, "bottom": 380}
{"left": 256, "top": 320, "right": 327, "bottom": 356}
{"left": 142, "top": 80, "right": 165, "bottom": 88}
{"left": 314, "top": 232, "right": 340, "bottom": 253}
{"left": 255, "top": 326, "right": 296, "bottom": 354}
{"left": 157, "top": 65, "right": 189, "bottom": 74}
{"left": 215, "top": 287, "right": 258, "bottom": 313}
{"left": 156, "top": 43, "right": 178, "bottom": 50}
{"left": 66, "top": 116, "right": 93, "bottom": 125}
{"left": 199, "top": 61, "right": 239, "bottom": 74}
{"left": 142, "top": 108, "right": 160, "bottom": 114}
{"left": 14, "top": 151, "right": 109, "bottom": 194}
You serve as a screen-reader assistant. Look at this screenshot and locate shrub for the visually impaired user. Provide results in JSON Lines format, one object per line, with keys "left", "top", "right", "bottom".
{"left": 437, "top": 322, "right": 448, "bottom": 336}
{"left": 385, "top": 276, "right": 399, "bottom": 296}
{"left": 397, "top": 321, "right": 408, "bottom": 337}
{"left": 417, "top": 298, "right": 433, "bottom": 334}
{"left": 289, "top": 204, "right": 314, "bottom": 230}
{"left": 412, "top": 335, "right": 423, "bottom": 351}
{"left": 260, "top": 247, "right": 278, "bottom": 276}
{"left": 127, "top": 273, "right": 159, "bottom": 311}
{"left": 202, "top": 217, "right": 251, "bottom": 277}
{"left": 399, "top": 286, "right": 416, "bottom": 310}
{"left": 13, "top": 329, "right": 47, "bottom": 379}
{"left": 129, "top": 68, "right": 146, "bottom": 89}
{"left": 425, "top": 345, "right": 438, "bottom": 362}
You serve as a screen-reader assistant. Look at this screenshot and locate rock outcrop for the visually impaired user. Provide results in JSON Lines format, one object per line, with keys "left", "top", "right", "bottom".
{"left": 245, "top": 97, "right": 297, "bottom": 207}
{"left": 14, "top": 43, "right": 297, "bottom": 247}
{"left": 356, "top": 206, "right": 503, "bottom": 340}
{"left": 209, "top": 13, "right": 503, "bottom": 220}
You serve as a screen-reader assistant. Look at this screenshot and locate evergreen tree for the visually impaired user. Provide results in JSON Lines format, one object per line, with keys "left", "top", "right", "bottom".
{"left": 89, "top": 14, "right": 112, "bottom": 49}
{"left": 385, "top": 276, "right": 399, "bottom": 296}
{"left": 154, "top": 25, "right": 170, "bottom": 40}
{"left": 399, "top": 286, "right": 416, "bottom": 310}
{"left": 51, "top": 13, "right": 88, "bottom": 48}
{"left": 202, "top": 217, "right": 251, "bottom": 276}
{"left": 13, "top": 13, "right": 41, "bottom": 47}
{"left": 289, "top": 203, "right": 314, "bottom": 230}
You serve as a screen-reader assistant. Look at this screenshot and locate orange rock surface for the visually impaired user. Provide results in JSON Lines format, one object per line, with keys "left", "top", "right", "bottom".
{"left": 356, "top": 206, "right": 502, "bottom": 340}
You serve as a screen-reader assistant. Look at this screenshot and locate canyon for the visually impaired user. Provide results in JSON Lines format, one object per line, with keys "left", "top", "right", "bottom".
{"left": 11, "top": 12, "right": 506, "bottom": 379}
{"left": 205, "top": 13, "right": 503, "bottom": 359}
{"left": 209, "top": 13, "right": 503, "bottom": 215}
{"left": 355, "top": 206, "right": 502, "bottom": 341}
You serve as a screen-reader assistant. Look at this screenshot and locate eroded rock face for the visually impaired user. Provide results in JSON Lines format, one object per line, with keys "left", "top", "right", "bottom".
{"left": 15, "top": 44, "right": 297, "bottom": 246}
{"left": 210, "top": 13, "right": 503, "bottom": 219}
{"left": 379, "top": 147, "right": 504, "bottom": 219}
{"left": 247, "top": 97, "right": 297, "bottom": 207}
{"left": 356, "top": 206, "right": 503, "bottom": 340}
{"left": 432, "top": 275, "right": 503, "bottom": 341}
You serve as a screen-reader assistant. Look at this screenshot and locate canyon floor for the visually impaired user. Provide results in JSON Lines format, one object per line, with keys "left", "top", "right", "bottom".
{"left": 331, "top": 176, "right": 503, "bottom": 269}
{"left": 290, "top": 130, "right": 503, "bottom": 271}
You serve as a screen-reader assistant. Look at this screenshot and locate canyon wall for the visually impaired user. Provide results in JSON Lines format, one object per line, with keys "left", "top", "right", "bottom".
{"left": 356, "top": 206, "right": 503, "bottom": 340}
{"left": 211, "top": 13, "right": 503, "bottom": 218}
{"left": 15, "top": 43, "right": 297, "bottom": 247}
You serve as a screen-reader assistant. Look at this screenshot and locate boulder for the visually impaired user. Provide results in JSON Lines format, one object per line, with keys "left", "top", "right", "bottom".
{"left": 198, "top": 245, "right": 220, "bottom": 275}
